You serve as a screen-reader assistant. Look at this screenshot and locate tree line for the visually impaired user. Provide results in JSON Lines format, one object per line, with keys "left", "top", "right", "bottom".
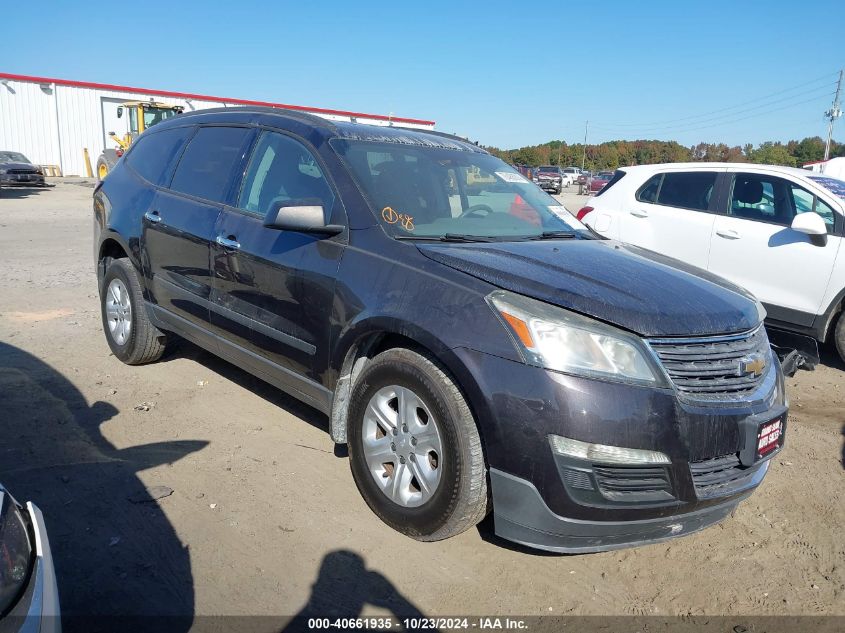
{"left": 485, "top": 136, "right": 845, "bottom": 171}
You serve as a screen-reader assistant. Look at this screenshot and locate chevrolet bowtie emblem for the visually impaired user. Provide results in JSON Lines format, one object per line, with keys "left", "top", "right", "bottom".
{"left": 739, "top": 356, "right": 766, "bottom": 377}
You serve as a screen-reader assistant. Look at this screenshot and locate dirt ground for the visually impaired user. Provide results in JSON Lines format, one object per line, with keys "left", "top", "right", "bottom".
{"left": 1, "top": 182, "right": 843, "bottom": 628}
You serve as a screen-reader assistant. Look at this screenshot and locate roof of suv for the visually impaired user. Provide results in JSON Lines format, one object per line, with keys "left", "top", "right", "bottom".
{"left": 618, "top": 162, "right": 816, "bottom": 180}
{"left": 151, "top": 105, "right": 485, "bottom": 153}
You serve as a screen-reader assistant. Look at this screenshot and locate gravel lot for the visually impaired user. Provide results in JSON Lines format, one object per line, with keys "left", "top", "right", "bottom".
{"left": 1, "top": 182, "right": 843, "bottom": 629}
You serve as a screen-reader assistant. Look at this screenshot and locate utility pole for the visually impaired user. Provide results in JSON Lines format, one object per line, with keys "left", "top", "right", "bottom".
{"left": 824, "top": 69, "right": 843, "bottom": 161}
{"left": 581, "top": 120, "right": 589, "bottom": 171}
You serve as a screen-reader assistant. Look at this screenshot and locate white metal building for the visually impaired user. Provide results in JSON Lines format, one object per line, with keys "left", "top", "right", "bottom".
{"left": 0, "top": 72, "right": 435, "bottom": 177}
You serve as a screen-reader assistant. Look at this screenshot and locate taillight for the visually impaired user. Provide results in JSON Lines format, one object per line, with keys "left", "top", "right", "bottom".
{"left": 576, "top": 206, "right": 594, "bottom": 221}
{"left": 115, "top": 149, "right": 124, "bottom": 158}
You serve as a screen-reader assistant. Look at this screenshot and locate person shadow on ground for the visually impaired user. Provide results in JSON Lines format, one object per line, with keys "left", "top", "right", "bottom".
{"left": 0, "top": 342, "right": 207, "bottom": 633}
{"left": 283, "top": 550, "right": 438, "bottom": 633}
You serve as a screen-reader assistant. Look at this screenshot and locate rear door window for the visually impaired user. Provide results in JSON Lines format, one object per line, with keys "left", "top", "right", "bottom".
{"left": 170, "top": 126, "right": 255, "bottom": 204}
{"left": 124, "top": 126, "right": 193, "bottom": 186}
{"left": 657, "top": 172, "right": 716, "bottom": 210}
{"left": 636, "top": 172, "right": 717, "bottom": 211}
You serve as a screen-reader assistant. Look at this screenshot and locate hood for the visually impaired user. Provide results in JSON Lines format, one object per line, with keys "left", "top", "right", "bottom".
{"left": 417, "top": 239, "right": 761, "bottom": 337}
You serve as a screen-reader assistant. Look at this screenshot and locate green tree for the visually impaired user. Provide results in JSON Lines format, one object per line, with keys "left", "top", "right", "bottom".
{"left": 748, "top": 142, "right": 797, "bottom": 166}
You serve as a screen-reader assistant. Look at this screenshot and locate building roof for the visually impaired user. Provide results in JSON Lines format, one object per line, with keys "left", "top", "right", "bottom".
{"left": 0, "top": 72, "right": 435, "bottom": 127}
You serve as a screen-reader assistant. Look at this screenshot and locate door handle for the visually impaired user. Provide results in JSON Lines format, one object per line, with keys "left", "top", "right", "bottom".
{"left": 630, "top": 209, "right": 649, "bottom": 218}
{"left": 716, "top": 229, "right": 741, "bottom": 240}
{"left": 216, "top": 235, "right": 241, "bottom": 250}
{"left": 144, "top": 210, "right": 162, "bottom": 224}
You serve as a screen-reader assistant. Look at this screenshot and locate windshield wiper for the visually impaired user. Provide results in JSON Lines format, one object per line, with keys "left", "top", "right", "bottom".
{"left": 393, "top": 234, "right": 498, "bottom": 242}
{"left": 440, "top": 234, "right": 498, "bottom": 242}
{"left": 518, "top": 230, "right": 578, "bottom": 241}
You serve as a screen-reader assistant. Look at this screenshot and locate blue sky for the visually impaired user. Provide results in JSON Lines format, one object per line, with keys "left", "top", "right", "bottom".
{"left": 4, "top": 0, "right": 843, "bottom": 149}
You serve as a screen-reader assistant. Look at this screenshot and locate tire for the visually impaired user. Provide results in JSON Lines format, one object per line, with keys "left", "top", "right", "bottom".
{"left": 348, "top": 348, "right": 488, "bottom": 541}
{"left": 96, "top": 155, "right": 111, "bottom": 182}
{"left": 100, "top": 258, "right": 166, "bottom": 365}
{"left": 834, "top": 311, "right": 845, "bottom": 363}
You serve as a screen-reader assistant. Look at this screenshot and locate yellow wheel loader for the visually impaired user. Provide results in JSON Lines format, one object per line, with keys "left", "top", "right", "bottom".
{"left": 96, "top": 101, "right": 183, "bottom": 181}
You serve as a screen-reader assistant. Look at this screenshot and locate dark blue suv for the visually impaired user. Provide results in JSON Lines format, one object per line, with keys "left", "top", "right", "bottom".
{"left": 93, "top": 107, "right": 787, "bottom": 552}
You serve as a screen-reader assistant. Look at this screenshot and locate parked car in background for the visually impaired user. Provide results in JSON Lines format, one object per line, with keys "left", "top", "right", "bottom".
{"left": 0, "top": 485, "right": 60, "bottom": 630}
{"left": 0, "top": 151, "right": 45, "bottom": 188}
{"left": 577, "top": 170, "right": 592, "bottom": 186}
{"left": 94, "top": 108, "right": 786, "bottom": 552}
{"left": 534, "top": 165, "right": 566, "bottom": 193}
{"left": 588, "top": 171, "right": 615, "bottom": 193}
{"left": 578, "top": 162, "right": 845, "bottom": 363}
{"left": 563, "top": 167, "right": 582, "bottom": 184}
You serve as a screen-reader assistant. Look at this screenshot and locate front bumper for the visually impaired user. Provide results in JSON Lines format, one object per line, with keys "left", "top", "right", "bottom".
{"left": 0, "top": 174, "right": 45, "bottom": 187}
{"left": 538, "top": 180, "right": 562, "bottom": 191}
{"left": 4, "top": 503, "right": 61, "bottom": 633}
{"left": 452, "top": 347, "right": 786, "bottom": 552}
{"left": 491, "top": 468, "right": 753, "bottom": 552}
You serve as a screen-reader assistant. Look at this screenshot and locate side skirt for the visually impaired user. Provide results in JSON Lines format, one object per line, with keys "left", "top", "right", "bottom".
{"left": 146, "top": 302, "right": 333, "bottom": 415}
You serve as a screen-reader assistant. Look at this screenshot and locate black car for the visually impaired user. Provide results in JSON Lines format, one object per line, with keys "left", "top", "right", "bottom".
{"left": 534, "top": 165, "right": 565, "bottom": 194}
{"left": 93, "top": 107, "right": 787, "bottom": 552}
{"left": 0, "top": 151, "right": 45, "bottom": 188}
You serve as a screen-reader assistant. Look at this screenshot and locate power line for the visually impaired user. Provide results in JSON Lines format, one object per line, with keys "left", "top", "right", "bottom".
{"left": 592, "top": 84, "right": 836, "bottom": 134}
{"left": 594, "top": 71, "right": 839, "bottom": 128}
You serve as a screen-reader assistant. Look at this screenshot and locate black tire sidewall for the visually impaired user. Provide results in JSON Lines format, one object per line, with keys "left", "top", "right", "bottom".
{"left": 835, "top": 311, "right": 845, "bottom": 362}
{"left": 348, "top": 355, "right": 464, "bottom": 538}
{"left": 100, "top": 261, "right": 139, "bottom": 362}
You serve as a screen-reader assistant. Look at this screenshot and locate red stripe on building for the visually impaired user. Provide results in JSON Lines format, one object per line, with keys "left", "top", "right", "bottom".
{"left": 0, "top": 72, "right": 435, "bottom": 126}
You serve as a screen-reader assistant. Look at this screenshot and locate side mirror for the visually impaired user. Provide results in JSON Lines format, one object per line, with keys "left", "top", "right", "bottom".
{"left": 117, "top": 106, "right": 123, "bottom": 118}
{"left": 263, "top": 199, "right": 343, "bottom": 236}
{"left": 791, "top": 212, "right": 828, "bottom": 246}
{"left": 791, "top": 212, "right": 827, "bottom": 236}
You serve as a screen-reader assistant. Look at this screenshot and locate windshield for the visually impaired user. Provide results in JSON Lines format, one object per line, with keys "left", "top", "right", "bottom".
{"left": 331, "top": 139, "right": 586, "bottom": 239}
{"left": 143, "top": 107, "right": 180, "bottom": 129}
{"left": 538, "top": 166, "right": 557, "bottom": 172}
{"left": 0, "top": 152, "right": 30, "bottom": 164}
{"left": 809, "top": 175, "right": 845, "bottom": 202}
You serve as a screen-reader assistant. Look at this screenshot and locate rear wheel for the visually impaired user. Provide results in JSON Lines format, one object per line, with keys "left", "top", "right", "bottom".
{"left": 100, "top": 258, "right": 167, "bottom": 365}
{"left": 834, "top": 311, "right": 845, "bottom": 363}
{"left": 348, "top": 348, "right": 488, "bottom": 541}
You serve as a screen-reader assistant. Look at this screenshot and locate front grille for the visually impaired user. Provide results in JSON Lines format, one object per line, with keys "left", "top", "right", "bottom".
{"left": 648, "top": 326, "right": 770, "bottom": 398}
{"left": 593, "top": 465, "right": 674, "bottom": 502}
{"left": 7, "top": 169, "right": 39, "bottom": 175}
{"left": 690, "top": 453, "right": 764, "bottom": 499}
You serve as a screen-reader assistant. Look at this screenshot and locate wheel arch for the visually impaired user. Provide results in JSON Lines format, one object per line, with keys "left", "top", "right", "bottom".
{"left": 96, "top": 232, "right": 134, "bottom": 288}
{"left": 327, "top": 319, "right": 490, "bottom": 460}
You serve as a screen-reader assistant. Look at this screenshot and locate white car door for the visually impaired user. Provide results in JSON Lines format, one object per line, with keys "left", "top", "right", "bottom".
{"left": 708, "top": 172, "right": 841, "bottom": 321}
{"left": 619, "top": 170, "right": 722, "bottom": 269}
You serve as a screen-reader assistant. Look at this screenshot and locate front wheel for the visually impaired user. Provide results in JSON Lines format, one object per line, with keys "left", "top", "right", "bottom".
{"left": 834, "top": 311, "right": 845, "bottom": 363}
{"left": 348, "top": 348, "right": 488, "bottom": 541}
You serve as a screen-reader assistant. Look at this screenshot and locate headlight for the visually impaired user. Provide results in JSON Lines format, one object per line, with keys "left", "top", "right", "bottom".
{"left": 487, "top": 290, "right": 668, "bottom": 386}
{"left": 0, "top": 491, "right": 33, "bottom": 615}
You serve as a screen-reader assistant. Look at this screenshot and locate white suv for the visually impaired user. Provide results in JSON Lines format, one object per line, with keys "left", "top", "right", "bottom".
{"left": 577, "top": 163, "right": 845, "bottom": 362}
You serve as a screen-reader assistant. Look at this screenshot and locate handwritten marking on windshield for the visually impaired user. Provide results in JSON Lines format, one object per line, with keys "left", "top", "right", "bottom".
{"left": 382, "top": 207, "right": 415, "bottom": 231}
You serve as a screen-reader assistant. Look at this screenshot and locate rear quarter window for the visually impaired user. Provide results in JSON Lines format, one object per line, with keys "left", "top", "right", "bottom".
{"left": 124, "top": 126, "right": 193, "bottom": 186}
{"left": 593, "top": 170, "right": 626, "bottom": 197}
